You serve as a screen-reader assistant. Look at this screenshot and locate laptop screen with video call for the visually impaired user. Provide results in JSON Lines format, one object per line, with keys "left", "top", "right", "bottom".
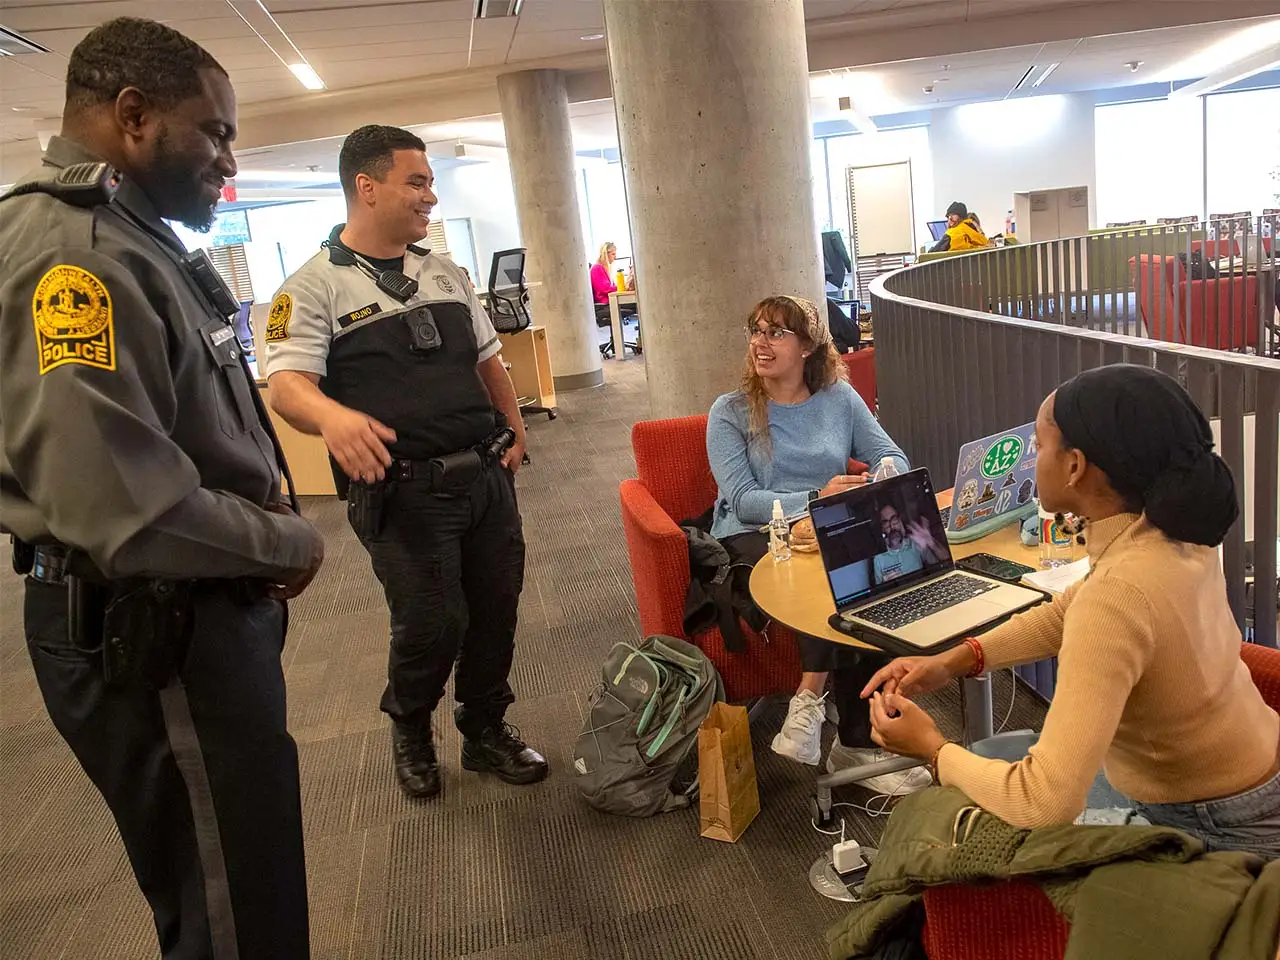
{"left": 811, "top": 469, "right": 952, "bottom": 610}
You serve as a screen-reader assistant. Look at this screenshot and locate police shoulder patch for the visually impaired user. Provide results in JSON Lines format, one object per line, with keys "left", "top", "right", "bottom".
{"left": 266, "top": 292, "right": 293, "bottom": 342}
{"left": 32, "top": 264, "right": 115, "bottom": 375}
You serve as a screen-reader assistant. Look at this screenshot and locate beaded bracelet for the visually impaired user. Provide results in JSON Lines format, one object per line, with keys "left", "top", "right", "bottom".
{"left": 962, "top": 636, "right": 986, "bottom": 677}
{"left": 929, "top": 740, "right": 952, "bottom": 784}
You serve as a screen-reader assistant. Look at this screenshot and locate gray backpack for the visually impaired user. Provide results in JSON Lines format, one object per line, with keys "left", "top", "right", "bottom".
{"left": 573, "top": 635, "right": 724, "bottom": 817}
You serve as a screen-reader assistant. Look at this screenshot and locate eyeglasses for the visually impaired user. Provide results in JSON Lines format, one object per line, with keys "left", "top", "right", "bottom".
{"left": 745, "top": 324, "right": 795, "bottom": 343}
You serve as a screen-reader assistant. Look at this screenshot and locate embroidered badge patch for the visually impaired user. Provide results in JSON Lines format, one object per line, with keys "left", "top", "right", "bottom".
{"left": 32, "top": 264, "right": 115, "bottom": 375}
{"left": 434, "top": 274, "right": 457, "bottom": 296}
{"left": 266, "top": 292, "right": 293, "bottom": 342}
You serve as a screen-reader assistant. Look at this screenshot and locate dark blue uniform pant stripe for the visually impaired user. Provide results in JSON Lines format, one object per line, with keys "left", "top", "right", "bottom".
{"left": 159, "top": 682, "right": 240, "bottom": 960}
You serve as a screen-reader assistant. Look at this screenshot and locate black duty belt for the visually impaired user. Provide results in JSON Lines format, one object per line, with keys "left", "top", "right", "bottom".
{"left": 25, "top": 543, "right": 269, "bottom": 605}
{"left": 30, "top": 544, "right": 109, "bottom": 585}
{"left": 387, "top": 427, "right": 516, "bottom": 485}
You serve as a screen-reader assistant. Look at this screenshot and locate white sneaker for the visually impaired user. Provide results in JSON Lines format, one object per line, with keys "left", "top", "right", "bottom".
{"left": 771, "top": 690, "right": 826, "bottom": 766}
{"left": 825, "top": 744, "right": 933, "bottom": 795}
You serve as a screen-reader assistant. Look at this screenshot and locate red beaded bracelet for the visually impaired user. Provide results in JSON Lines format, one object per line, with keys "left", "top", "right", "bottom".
{"left": 963, "top": 636, "right": 985, "bottom": 677}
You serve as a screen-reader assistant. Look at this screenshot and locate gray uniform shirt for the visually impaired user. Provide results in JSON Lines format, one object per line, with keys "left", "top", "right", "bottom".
{"left": 0, "top": 137, "right": 314, "bottom": 581}
{"left": 261, "top": 242, "right": 500, "bottom": 380}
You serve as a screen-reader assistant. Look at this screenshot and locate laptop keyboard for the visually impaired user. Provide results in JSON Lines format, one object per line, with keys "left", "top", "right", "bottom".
{"left": 853, "top": 574, "right": 997, "bottom": 630}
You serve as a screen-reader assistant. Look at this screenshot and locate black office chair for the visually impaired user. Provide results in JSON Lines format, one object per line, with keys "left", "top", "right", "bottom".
{"left": 484, "top": 248, "right": 554, "bottom": 425}
{"left": 487, "top": 248, "right": 533, "bottom": 334}
{"left": 594, "top": 297, "right": 641, "bottom": 358}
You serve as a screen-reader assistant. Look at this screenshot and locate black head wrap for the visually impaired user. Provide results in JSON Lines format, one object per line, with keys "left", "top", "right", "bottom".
{"left": 1052, "top": 364, "right": 1238, "bottom": 546}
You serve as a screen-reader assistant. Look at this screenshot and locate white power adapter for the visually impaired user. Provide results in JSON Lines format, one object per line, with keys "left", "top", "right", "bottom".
{"left": 832, "top": 839, "right": 863, "bottom": 875}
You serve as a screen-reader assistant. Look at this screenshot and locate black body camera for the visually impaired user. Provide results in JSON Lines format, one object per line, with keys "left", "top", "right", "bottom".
{"left": 404, "top": 304, "right": 442, "bottom": 353}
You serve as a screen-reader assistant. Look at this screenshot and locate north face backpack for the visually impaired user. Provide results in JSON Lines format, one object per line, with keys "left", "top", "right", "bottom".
{"left": 573, "top": 635, "right": 725, "bottom": 817}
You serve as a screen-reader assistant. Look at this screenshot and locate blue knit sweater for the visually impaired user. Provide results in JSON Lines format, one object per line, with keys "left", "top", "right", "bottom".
{"left": 706, "top": 381, "right": 909, "bottom": 540}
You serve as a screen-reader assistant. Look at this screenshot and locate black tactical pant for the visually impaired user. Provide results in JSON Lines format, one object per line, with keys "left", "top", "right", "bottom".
{"left": 723, "top": 531, "right": 889, "bottom": 749}
{"left": 24, "top": 579, "right": 308, "bottom": 960}
{"left": 362, "top": 464, "right": 525, "bottom": 736}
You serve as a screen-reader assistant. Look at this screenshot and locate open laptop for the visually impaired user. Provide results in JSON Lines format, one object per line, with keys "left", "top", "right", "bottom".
{"left": 943, "top": 421, "right": 1039, "bottom": 542}
{"left": 927, "top": 220, "right": 949, "bottom": 242}
{"left": 812, "top": 468, "right": 1044, "bottom": 652}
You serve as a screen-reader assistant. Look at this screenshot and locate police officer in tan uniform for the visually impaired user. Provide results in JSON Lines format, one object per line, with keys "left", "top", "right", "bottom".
{"left": 0, "top": 18, "right": 321, "bottom": 958}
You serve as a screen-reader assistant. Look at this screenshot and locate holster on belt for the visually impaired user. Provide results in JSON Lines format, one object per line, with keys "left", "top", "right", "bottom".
{"left": 348, "top": 480, "right": 393, "bottom": 539}
{"left": 19, "top": 541, "right": 195, "bottom": 689}
{"left": 99, "top": 579, "right": 194, "bottom": 689}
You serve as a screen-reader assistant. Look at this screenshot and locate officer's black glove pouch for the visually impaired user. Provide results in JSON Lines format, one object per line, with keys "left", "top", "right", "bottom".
{"left": 101, "top": 580, "right": 193, "bottom": 689}
{"left": 428, "top": 450, "right": 482, "bottom": 494}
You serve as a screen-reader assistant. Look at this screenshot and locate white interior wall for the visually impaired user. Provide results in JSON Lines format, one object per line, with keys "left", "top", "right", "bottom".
{"left": 431, "top": 159, "right": 523, "bottom": 282}
{"left": 929, "top": 92, "right": 1098, "bottom": 232}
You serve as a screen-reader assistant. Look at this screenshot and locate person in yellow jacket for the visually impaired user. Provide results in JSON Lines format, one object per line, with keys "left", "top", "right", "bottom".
{"left": 931, "top": 201, "right": 991, "bottom": 252}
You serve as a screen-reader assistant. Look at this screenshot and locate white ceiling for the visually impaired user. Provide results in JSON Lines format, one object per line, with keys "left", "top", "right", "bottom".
{"left": 811, "top": 16, "right": 1280, "bottom": 117}
{"left": 1, "top": 0, "right": 1277, "bottom": 167}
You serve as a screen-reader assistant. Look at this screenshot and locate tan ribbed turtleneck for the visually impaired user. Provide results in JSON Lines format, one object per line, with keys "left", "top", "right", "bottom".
{"left": 938, "top": 513, "right": 1280, "bottom": 828}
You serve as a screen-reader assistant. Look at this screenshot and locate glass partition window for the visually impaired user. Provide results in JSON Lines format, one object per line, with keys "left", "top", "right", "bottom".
{"left": 1205, "top": 87, "right": 1280, "bottom": 216}
{"left": 1095, "top": 98, "right": 1204, "bottom": 225}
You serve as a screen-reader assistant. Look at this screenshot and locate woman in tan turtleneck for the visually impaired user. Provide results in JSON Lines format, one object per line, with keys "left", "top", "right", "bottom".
{"left": 862, "top": 364, "right": 1280, "bottom": 857}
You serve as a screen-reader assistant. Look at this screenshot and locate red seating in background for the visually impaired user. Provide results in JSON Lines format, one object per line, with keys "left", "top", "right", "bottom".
{"left": 1131, "top": 255, "right": 1261, "bottom": 351}
{"left": 841, "top": 346, "right": 876, "bottom": 410}
{"left": 920, "top": 642, "right": 1280, "bottom": 959}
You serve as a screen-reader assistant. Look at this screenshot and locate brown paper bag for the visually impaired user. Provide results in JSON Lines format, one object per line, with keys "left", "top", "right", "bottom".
{"left": 698, "top": 702, "right": 761, "bottom": 842}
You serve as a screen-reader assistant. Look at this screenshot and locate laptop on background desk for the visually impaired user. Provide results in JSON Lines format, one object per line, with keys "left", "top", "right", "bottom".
{"left": 927, "top": 220, "right": 948, "bottom": 242}
{"left": 812, "top": 468, "right": 1045, "bottom": 655}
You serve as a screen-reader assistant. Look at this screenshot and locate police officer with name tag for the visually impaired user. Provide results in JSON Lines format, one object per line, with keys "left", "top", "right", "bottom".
{"left": 0, "top": 18, "right": 324, "bottom": 959}
{"left": 263, "top": 125, "right": 546, "bottom": 799}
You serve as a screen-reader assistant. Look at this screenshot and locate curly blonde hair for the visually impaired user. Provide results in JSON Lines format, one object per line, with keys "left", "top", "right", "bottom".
{"left": 740, "top": 296, "right": 847, "bottom": 455}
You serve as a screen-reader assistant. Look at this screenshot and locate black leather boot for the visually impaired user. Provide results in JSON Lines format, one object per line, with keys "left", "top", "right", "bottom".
{"left": 391, "top": 722, "right": 441, "bottom": 799}
{"left": 461, "top": 723, "right": 549, "bottom": 785}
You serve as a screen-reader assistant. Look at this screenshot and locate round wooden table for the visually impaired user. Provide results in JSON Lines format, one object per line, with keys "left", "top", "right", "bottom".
{"left": 748, "top": 499, "right": 1039, "bottom": 649}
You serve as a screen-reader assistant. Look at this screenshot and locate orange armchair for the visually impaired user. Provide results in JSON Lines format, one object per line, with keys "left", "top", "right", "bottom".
{"left": 918, "top": 642, "right": 1280, "bottom": 960}
{"left": 619, "top": 415, "right": 805, "bottom": 702}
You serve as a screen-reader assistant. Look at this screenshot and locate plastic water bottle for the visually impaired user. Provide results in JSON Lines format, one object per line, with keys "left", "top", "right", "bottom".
{"left": 1037, "top": 503, "right": 1075, "bottom": 568}
{"left": 769, "top": 499, "right": 792, "bottom": 563}
{"left": 873, "top": 457, "right": 900, "bottom": 482}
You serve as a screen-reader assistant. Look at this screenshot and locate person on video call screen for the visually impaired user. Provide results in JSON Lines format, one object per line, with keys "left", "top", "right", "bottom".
{"left": 873, "top": 502, "right": 945, "bottom": 584}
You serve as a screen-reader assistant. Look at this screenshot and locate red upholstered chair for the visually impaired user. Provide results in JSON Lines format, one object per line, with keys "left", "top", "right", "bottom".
{"left": 1130, "top": 255, "right": 1261, "bottom": 351}
{"left": 918, "top": 642, "right": 1280, "bottom": 960}
{"left": 619, "top": 414, "right": 805, "bottom": 702}
{"left": 841, "top": 347, "right": 876, "bottom": 411}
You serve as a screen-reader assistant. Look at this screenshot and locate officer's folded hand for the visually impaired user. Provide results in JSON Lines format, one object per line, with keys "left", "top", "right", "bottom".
{"left": 267, "top": 511, "right": 325, "bottom": 601}
{"left": 321, "top": 406, "right": 397, "bottom": 484}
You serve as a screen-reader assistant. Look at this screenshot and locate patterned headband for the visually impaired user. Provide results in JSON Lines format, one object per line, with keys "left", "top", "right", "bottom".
{"left": 780, "top": 295, "right": 830, "bottom": 347}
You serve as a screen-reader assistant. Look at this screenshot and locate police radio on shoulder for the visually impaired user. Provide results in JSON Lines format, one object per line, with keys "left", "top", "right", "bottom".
{"left": 0, "top": 161, "right": 121, "bottom": 208}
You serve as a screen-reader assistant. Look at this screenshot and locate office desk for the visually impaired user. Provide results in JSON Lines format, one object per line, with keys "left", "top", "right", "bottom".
{"left": 749, "top": 495, "right": 1040, "bottom": 855}
{"left": 256, "top": 382, "right": 337, "bottom": 496}
{"left": 608, "top": 290, "right": 639, "bottom": 359}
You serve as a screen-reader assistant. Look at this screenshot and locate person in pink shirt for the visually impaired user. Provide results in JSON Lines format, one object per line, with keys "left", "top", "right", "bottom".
{"left": 590, "top": 242, "right": 620, "bottom": 306}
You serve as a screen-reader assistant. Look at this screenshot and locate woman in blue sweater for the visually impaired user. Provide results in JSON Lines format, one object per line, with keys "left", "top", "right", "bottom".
{"left": 707, "top": 295, "right": 930, "bottom": 793}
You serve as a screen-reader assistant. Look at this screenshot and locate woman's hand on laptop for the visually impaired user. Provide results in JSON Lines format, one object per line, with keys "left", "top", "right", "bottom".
{"left": 861, "top": 653, "right": 955, "bottom": 699}
{"left": 820, "top": 473, "right": 870, "bottom": 498}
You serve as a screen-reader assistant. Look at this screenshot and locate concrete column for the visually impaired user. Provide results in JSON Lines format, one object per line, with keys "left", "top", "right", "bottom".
{"left": 603, "top": 0, "right": 822, "bottom": 418}
{"left": 496, "top": 69, "right": 602, "bottom": 391}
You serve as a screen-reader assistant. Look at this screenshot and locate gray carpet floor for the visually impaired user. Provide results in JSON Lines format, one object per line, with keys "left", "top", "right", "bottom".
{"left": 0, "top": 357, "right": 1046, "bottom": 959}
